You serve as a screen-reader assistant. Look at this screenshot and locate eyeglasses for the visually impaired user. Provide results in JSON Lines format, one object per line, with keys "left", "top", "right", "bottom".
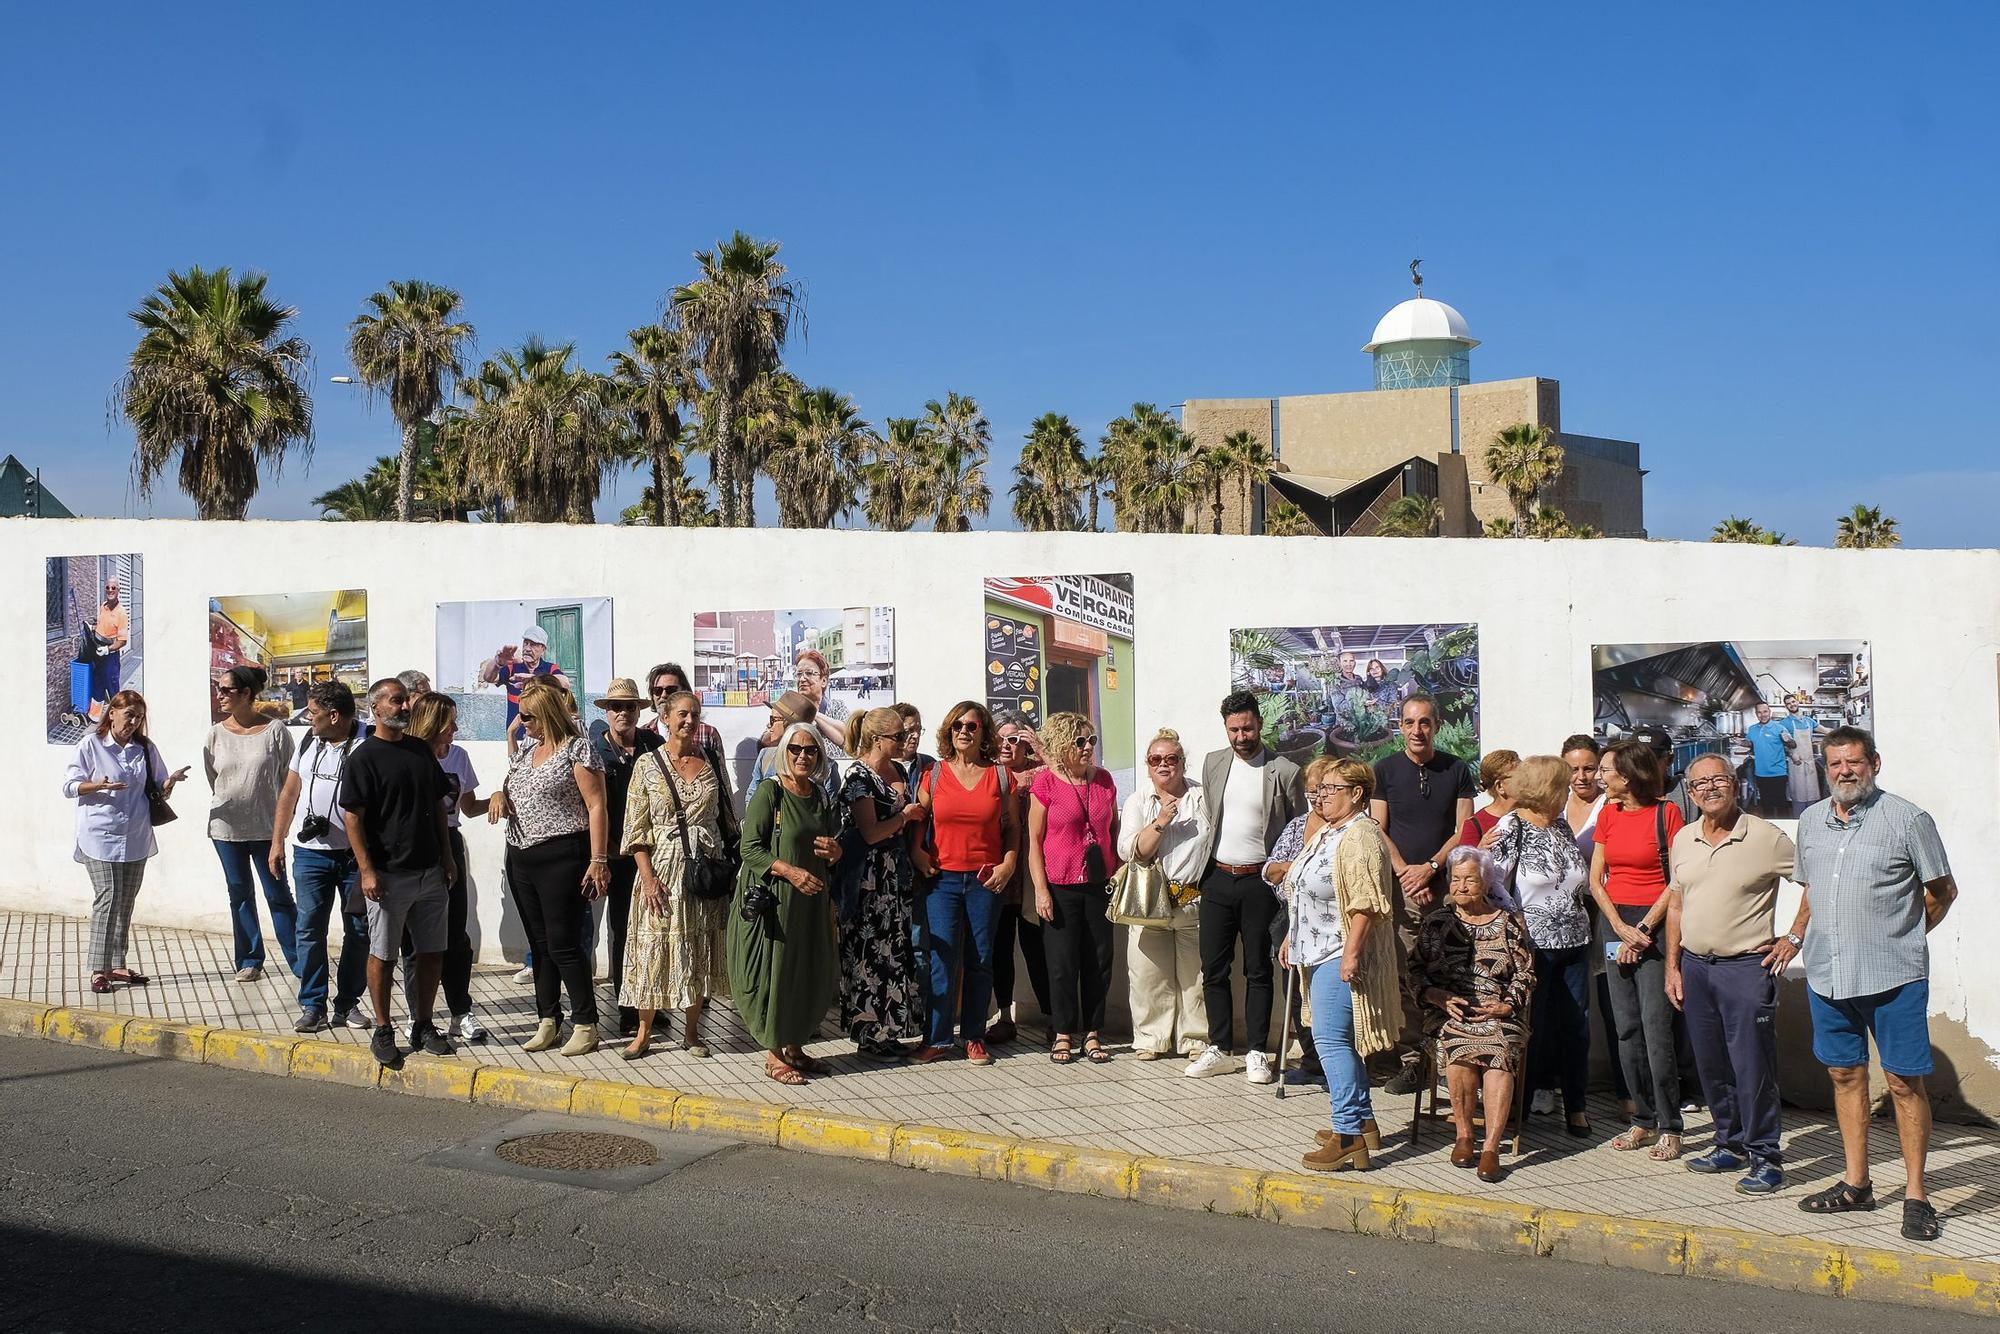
{"left": 899, "top": 727, "right": 924, "bottom": 739}
{"left": 1416, "top": 768, "right": 1430, "bottom": 798}
{"left": 1074, "top": 736, "right": 1099, "bottom": 749}
{"left": 1146, "top": 755, "right": 1181, "bottom": 767}
{"left": 1688, "top": 776, "right": 1736, "bottom": 792}
{"left": 950, "top": 720, "right": 982, "bottom": 733}
{"left": 786, "top": 744, "right": 822, "bottom": 758}
{"left": 1314, "top": 783, "right": 1361, "bottom": 797}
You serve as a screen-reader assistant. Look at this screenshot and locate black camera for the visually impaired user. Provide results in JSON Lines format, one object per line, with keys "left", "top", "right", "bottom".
{"left": 299, "top": 812, "right": 332, "bottom": 841}
{"left": 739, "top": 881, "right": 778, "bottom": 923}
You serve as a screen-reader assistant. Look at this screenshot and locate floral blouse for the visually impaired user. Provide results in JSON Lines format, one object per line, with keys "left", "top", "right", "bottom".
{"left": 1281, "top": 817, "right": 1353, "bottom": 969}
{"left": 503, "top": 735, "right": 603, "bottom": 849}
{"left": 1486, "top": 811, "right": 1591, "bottom": 949}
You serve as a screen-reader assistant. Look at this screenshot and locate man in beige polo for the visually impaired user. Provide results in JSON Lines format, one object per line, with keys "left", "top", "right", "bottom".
{"left": 1663, "top": 753, "right": 1796, "bottom": 1195}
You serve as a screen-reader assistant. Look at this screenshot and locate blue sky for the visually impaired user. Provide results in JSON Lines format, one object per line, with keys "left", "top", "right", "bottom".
{"left": 3, "top": 2, "right": 1994, "bottom": 544}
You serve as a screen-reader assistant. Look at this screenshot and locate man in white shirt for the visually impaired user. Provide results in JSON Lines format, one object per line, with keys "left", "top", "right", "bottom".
{"left": 1186, "top": 690, "right": 1304, "bottom": 1083}
{"left": 268, "top": 682, "right": 370, "bottom": 1033}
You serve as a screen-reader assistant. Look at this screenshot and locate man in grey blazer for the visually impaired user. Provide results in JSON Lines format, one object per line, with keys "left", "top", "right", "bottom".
{"left": 1184, "top": 690, "right": 1305, "bottom": 1083}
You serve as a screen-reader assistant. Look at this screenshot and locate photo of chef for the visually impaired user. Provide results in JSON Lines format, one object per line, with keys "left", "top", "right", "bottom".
{"left": 208, "top": 590, "right": 369, "bottom": 726}
{"left": 1228, "top": 623, "right": 1480, "bottom": 768}
{"left": 1590, "top": 639, "right": 1873, "bottom": 819}
{"left": 982, "top": 574, "right": 1135, "bottom": 801}
{"left": 436, "top": 596, "right": 613, "bottom": 742}
{"left": 45, "top": 553, "right": 144, "bottom": 744}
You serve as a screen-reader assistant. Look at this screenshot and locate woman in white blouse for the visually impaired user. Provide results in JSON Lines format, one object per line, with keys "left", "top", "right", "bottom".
{"left": 63, "top": 691, "right": 189, "bottom": 994}
{"left": 1116, "top": 728, "right": 1210, "bottom": 1059}
{"left": 206, "top": 664, "right": 300, "bottom": 983}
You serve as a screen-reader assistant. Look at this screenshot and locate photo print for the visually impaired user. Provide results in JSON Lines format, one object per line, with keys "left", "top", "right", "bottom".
{"left": 983, "top": 574, "right": 1136, "bottom": 800}
{"left": 45, "top": 553, "right": 143, "bottom": 744}
{"left": 1229, "top": 622, "right": 1480, "bottom": 769}
{"left": 436, "top": 596, "right": 615, "bottom": 742}
{"left": 209, "top": 590, "right": 369, "bottom": 726}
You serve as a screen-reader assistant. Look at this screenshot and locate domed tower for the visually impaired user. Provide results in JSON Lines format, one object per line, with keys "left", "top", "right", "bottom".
{"left": 1362, "top": 262, "right": 1478, "bottom": 390}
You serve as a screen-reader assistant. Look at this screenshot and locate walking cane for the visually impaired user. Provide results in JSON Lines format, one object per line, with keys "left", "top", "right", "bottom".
{"left": 1274, "top": 962, "right": 1296, "bottom": 1100}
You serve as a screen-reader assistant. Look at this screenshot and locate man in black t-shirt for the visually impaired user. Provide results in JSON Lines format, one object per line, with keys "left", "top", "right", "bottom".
{"left": 1369, "top": 692, "right": 1475, "bottom": 1091}
{"left": 340, "top": 678, "right": 456, "bottom": 1069}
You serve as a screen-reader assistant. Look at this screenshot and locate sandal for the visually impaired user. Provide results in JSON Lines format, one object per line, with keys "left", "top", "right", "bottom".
{"left": 1902, "top": 1198, "right": 1942, "bottom": 1242}
{"left": 112, "top": 969, "right": 148, "bottom": 986}
{"left": 1083, "top": 1036, "right": 1112, "bottom": 1064}
{"left": 785, "top": 1050, "right": 826, "bottom": 1075}
{"left": 90, "top": 973, "right": 113, "bottom": 994}
{"left": 1799, "top": 1180, "right": 1877, "bottom": 1215}
{"left": 1648, "top": 1132, "right": 1684, "bottom": 1162}
{"left": 1609, "top": 1127, "right": 1658, "bottom": 1151}
{"left": 764, "top": 1056, "right": 808, "bottom": 1085}
{"left": 1049, "top": 1036, "right": 1076, "bottom": 1065}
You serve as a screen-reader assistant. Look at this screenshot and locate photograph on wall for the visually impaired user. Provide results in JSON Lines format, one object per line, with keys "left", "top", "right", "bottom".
{"left": 45, "top": 553, "right": 144, "bottom": 744}
{"left": 1591, "top": 639, "right": 1872, "bottom": 819}
{"left": 436, "top": 596, "right": 615, "bottom": 742}
{"left": 694, "top": 606, "right": 896, "bottom": 796}
{"left": 1229, "top": 623, "right": 1480, "bottom": 769}
{"left": 983, "top": 574, "right": 1136, "bottom": 800}
{"left": 209, "top": 590, "right": 369, "bottom": 726}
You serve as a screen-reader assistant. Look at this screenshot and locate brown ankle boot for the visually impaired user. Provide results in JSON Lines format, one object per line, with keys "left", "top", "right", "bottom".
{"left": 1450, "top": 1136, "right": 1478, "bottom": 1168}
{"left": 1302, "top": 1133, "right": 1372, "bottom": 1173}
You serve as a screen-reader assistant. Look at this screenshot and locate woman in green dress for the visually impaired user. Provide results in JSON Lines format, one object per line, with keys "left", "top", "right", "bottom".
{"left": 730, "top": 721, "right": 845, "bottom": 1084}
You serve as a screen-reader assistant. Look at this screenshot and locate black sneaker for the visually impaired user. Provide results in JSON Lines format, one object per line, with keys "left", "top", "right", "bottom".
{"left": 419, "top": 1024, "right": 453, "bottom": 1057}
{"left": 369, "top": 1024, "right": 404, "bottom": 1069}
{"left": 294, "top": 1007, "right": 327, "bottom": 1033}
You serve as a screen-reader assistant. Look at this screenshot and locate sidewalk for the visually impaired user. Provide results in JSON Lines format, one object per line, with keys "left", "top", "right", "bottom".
{"left": 6, "top": 907, "right": 1998, "bottom": 1268}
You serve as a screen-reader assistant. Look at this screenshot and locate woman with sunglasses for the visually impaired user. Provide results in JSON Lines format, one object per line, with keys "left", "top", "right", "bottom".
{"left": 911, "top": 701, "right": 1019, "bottom": 1064}
{"left": 988, "top": 717, "right": 1051, "bottom": 1044}
{"left": 1027, "top": 711, "right": 1121, "bottom": 1065}
{"left": 1117, "top": 728, "right": 1209, "bottom": 1059}
{"left": 839, "top": 707, "right": 928, "bottom": 1059}
{"left": 205, "top": 664, "right": 301, "bottom": 983}
{"left": 731, "top": 722, "right": 845, "bottom": 1083}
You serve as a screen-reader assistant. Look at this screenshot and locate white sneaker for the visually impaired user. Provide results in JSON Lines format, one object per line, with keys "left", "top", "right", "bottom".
{"left": 451, "top": 1010, "right": 488, "bottom": 1042}
{"left": 1530, "top": 1089, "right": 1557, "bottom": 1116}
{"left": 512, "top": 964, "right": 535, "bottom": 984}
{"left": 1244, "top": 1050, "right": 1275, "bottom": 1085}
{"left": 1183, "top": 1046, "right": 1237, "bottom": 1079}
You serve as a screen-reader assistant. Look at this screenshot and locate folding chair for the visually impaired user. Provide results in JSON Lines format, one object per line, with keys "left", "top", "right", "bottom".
{"left": 1408, "top": 1015, "right": 1532, "bottom": 1154}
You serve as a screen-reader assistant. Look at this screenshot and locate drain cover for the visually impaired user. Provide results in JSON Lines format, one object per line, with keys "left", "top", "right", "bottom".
{"left": 495, "top": 1131, "right": 659, "bottom": 1171}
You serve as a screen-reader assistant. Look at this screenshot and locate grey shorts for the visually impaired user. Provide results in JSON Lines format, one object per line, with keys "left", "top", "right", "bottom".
{"left": 365, "top": 866, "right": 448, "bottom": 960}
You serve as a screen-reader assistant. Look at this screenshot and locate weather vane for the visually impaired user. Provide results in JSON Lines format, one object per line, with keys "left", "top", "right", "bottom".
{"left": 1410, "top": 257, "right": 1423, "bottom": 294}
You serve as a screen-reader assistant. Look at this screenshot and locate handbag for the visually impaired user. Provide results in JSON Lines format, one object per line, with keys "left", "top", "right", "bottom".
{"left": 1105, "top": 858, "right": 1175, "bottom": 927}
{"left": 140, "top": 740, "right": 176, "bottom": 827}
{"left": 654, "top": 749, "right": 738, "bottom": 900}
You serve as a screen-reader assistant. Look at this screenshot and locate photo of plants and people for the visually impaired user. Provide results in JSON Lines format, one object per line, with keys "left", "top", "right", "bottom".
{"left": 1229, "top": 623, "right": 1480, "bottom": 768}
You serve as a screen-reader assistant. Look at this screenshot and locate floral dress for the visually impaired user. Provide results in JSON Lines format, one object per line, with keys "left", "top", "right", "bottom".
{"left": 1414, "top": 907, "right": 1537, "bottom": 1074}
{"left": 838, "top": 761, "right": 921, "bottom": 1046}
{"left": 619, "top": 750, "right": 731, "bottom": 1011}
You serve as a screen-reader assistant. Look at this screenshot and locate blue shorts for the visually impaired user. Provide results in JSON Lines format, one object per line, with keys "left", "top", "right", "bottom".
{"left": 1807, "top": 980, "right": 1933, "bottom": 1077}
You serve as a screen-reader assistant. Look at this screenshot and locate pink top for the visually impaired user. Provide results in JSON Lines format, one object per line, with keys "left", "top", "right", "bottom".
{"left": 1030, "top": 767, "right": 1120, "bottom": 886}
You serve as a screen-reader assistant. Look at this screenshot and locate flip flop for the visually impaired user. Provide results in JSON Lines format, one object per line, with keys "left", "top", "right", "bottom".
{"left": 764, "top": 1057, "right": 808, "bottom": 1085}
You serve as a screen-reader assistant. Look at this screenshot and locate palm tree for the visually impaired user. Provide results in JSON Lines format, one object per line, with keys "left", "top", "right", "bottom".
{"left": 862, "top": 417, "right": 932, "bottom": 531}
{"left": 1835, "top": 503, "right": 1901, "bottom": 549}
{"left": 620, "top": 472, "right": 717, "bottom": 527}
{"left": 1012, "top": 412, "right": 1089, "bottom": 531}
{"left": 607, "top": 319, "right": 704, "bottom": 527}
{"left": 1220, "top": 429, "right": 1274, "bottom": 531}
{"left": 766, "top": 385, "right": 873, "bottom": 528}
{"left": 115, "top": 266, "right": 313, "bottom": 520}
{"left": 1712, "top": 516, "right": 1766, "bottom": 543}
{"left": 1101, "top": 404, "right": 1198, "bottom": 532}
{"left": 347, "top": 280, "right": 473, "bottom": 521}
{"left": 313, "top": 471, "right": 394, "bottom": 521}
{"left": 1265, "top": 501, "right": 1316, "bottom": 536}
{"left": 1754, "top": 528, "right": 1799, "bottom": 546}
{"left": 1194, "top": 436, "right": 1240, "bottom": 534}
{"left": 1483, "top": 515, "right": 1515, "bottom": 538}
{"left": 1376, "top": 494, "right": 1442, "bottom": 537}
{"left": 455, "top": 337, "right": 615, "bottom": 523}
{"left": 920, "top": 391, "right": 991, "bottom": 531}
{"left": 671, "top": 232, "right": 803, "bottom": 527}
{"left": 1483, "top": 422, "right": 1566, "bottom": 534}
{"left": 1082, "top": 448, "right": 1111, "bottom": 532}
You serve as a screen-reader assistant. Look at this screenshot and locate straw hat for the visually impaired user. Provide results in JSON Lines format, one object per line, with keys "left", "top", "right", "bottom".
{"left": 593, "top": 677, "right": 644, "bottom": 708}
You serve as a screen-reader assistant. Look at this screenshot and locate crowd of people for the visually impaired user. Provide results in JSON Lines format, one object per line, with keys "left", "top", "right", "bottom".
{"left": 61, "top": 659, "right": 1958, "bottom": 1242}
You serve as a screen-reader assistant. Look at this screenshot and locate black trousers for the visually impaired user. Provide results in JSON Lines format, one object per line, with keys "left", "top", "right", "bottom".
{"left": 402, "top": 829, "right": 473, "bottom": 1017}
{"left": 993, "top": 904, "right": 1051, "bottom": 1015}
{"left": 1199, "top": 866, "right": 1279, "bottom": 1053}
{"left": 604, "top": 856, "right": 639, "bottom": 1028}
{"left": 1041, "top": 882, "right": 1112, "bottom": 1036}
{"left": 507, "top": 832, "right": 599, "bottom": 1026}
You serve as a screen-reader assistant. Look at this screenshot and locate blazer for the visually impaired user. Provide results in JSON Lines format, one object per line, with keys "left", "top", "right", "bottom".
{"left": 1197, "top": 746, "right": 1305, "bottom": 869}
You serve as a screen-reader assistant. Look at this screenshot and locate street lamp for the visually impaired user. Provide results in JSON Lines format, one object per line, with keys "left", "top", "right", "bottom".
{"left": 329, "top": 375, "right": 355, "bottom": 384}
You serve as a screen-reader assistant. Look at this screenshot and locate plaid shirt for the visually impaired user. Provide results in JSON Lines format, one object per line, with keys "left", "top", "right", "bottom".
{"left": 1796, "top": 788, "right": 1952, "bottom": 1001}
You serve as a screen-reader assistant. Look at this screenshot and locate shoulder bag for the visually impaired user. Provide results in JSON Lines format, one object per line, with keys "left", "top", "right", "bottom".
{"left": 1105, "top": 791, "right": 1176, "bottom": 926}
{"left": 141, "top": 739, "right": 176, "bottom": 827}
{"left": 653, "top": 749, "right": 739, "bottom": 900}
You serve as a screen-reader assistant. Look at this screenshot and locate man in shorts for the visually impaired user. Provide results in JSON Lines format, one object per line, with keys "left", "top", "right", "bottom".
{"left": 339, "top": 678, "right": 457, "bottom": 1068}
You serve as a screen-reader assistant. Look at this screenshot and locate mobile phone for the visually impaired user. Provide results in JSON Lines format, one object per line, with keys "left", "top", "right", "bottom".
{"left": 1603, "top": 939, "right": 1622, "bottom": 962}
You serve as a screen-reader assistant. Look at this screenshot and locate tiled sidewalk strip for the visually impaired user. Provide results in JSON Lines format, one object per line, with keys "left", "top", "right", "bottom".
{"left": 2, "top": 996, "right": 1992, "bottom": 1317}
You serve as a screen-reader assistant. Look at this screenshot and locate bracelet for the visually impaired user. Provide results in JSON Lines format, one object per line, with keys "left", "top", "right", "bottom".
{"left": 589, "top": 854, "right": 609, "bottom": 866}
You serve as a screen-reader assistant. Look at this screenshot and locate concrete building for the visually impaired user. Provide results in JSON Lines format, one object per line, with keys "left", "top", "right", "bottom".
{"left": 1183, "top": 277, "right": 1646, "bottom": 537}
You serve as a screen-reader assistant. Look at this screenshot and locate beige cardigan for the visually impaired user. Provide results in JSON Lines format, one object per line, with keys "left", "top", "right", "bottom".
{"left": 1329, "top": 817, "right": 1403, "bottom": 1059}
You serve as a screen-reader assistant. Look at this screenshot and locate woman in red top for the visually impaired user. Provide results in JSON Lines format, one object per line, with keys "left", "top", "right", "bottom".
{"left": 912, "top": 701, "right": 1019, "bottom": 1066}
{"left": 1588, "top": 739, "right": 1687, "bottom": 1158}
{"left": 1459, "top": 750, "right": 1520, "bottom": 852}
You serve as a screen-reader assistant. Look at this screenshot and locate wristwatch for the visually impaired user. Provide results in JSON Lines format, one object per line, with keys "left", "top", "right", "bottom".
{"left": 1426, "top": 859, "right": 1439, "bottom": 872}
{"left": 1784, "top": 932, "right": 1804, "bottom": 948}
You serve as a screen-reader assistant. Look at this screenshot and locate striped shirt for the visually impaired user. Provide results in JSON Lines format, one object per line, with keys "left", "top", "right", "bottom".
{"left": 1796, "top": 788, "right": 1951, "bottom": 1000}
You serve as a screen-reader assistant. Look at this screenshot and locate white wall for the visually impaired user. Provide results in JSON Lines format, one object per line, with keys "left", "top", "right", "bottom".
{"left": 6, "top": 520, "right": 1997, "bottom": 1070}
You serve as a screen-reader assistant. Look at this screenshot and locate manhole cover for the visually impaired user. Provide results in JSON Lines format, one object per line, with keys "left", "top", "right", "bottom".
{"left": 495, "top": 1131, "right": 659, "bottom": 1171}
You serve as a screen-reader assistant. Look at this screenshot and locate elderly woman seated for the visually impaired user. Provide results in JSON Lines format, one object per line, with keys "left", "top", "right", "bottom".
{"left": 1414, "top": 845, "right": 1537, "bottom": 1183}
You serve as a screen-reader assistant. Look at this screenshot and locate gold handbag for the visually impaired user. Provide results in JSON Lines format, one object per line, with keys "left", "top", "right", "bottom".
{"left": 1106, "top": 859, "right": 1176, "bottom": 927}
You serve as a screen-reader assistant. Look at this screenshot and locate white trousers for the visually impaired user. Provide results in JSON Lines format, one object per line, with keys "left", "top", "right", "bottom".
{"left": 1127, "top": 901, "right": 1207, "bottom": 1055}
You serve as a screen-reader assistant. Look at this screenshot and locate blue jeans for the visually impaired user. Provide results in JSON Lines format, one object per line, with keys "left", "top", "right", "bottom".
{"left": 1307, "top": 961, "right": 1375, "bottom": 1135}
{"left": 292, "top": 846, "right": 367, "bottom": 1012}
{"left": 214, "top": 839, "right": 301, "bottom": 974}
{"left": 925, "top": 871, "right": 1002, "bottom": 1045}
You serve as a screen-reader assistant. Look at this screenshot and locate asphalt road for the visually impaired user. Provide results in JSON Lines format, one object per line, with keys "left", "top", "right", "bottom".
{"left": 1, "top": 1037, "right": 1977, "bottom": 1333}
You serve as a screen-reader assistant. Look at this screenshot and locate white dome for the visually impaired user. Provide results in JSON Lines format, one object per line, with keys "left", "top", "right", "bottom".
{"left": 1362, "top": 297, "right": 1478, "bottom": 353}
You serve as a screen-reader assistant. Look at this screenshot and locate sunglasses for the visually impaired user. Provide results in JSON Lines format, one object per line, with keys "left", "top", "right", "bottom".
{"left": 1146, "top": 754, "right": 1181, "bottom": 767}
{"left": 650, "top": 686, "right": 681, "bottom": 697}
{"left": 213, "top": 684, "right": 244, "bottom": 696}
{"left": 950, "top": 720, "right": 982, "bottom": 733}
{"left": 786, "top": 744, "right": 823, "bottom": 758}
{"left": 1074, "top": 735, "right": 1099, "bottom": 749}
{"left": 604, "top": 702, "right": 641, "bottom": 713}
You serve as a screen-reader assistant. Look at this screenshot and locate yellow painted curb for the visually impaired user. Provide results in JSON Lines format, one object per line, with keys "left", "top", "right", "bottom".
{"left": 1397, "top": 1189, "right": 1541, "bottom": 1255}
{"left": 779, "top": 1109, "right": 899, "bottom": 1162}
{"left": 672, "top": 1094, "right": 784, "bottom": 1144}
{"left": 890, "top": 1126, "right": 1014, "bottom": 1180}
{"left": 379, "top": 1056, "right": 477, "bottom": 1102}
{"left": 289, "top": 1039, "right": 385, "bottom": 1088}
{"left": 1006, "top": 1141, "right": 1137, "bottom": 1200}
{"left": 1537, "top": 1208, "right": 1688, "bottom": 1274}
{"left": 470, "top": 1066, "right": 579, "bottom": 1112}
{"left": 202, "top": 1030, "right": 301, "bottom": 1076}
{"left": 44, "top": 1007, "right": 128, "bottom": 1049}
{"left": 1847, "top": 1242, "right": 2000, "bottom": 1314}
{"left": 121, "top": 1018, "right": 213, "bottom": 1062}
{"left": 1260, "top": 1171, "right": 1371, "bottom": 1231}
{"left": 0, "top": 998, "right": 56, "bottom": 1038}
{"left": 1133, "top": 1157, "right": 1264, "bottom": 1217}
{"left": 1685, "top": 1224, "right": 1854, "bottom": 1298}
